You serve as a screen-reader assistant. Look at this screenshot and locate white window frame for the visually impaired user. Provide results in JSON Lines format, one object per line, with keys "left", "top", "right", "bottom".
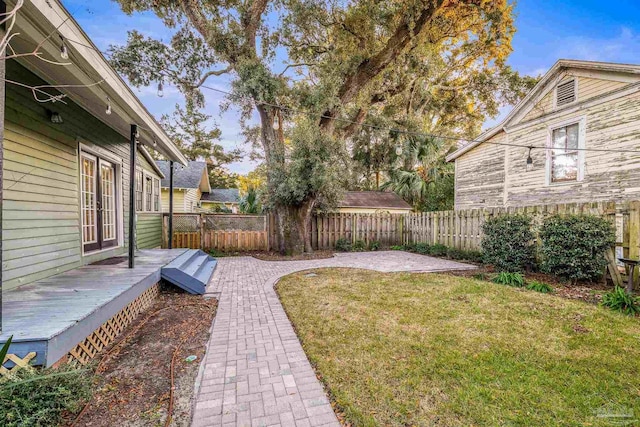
{"left": 136, "top": 167, "right": 162, "bottom": 213}
{"left": 80, "top": 152, "right": 98, "bottom": 245}
{"left": 554, "top": 78, "right": 578, "bottom": 109}
{"left": 545, "top": 116, "right": 586, "bottom": 186}
{"left": 78, "top": 142, "right": 124, "bottom": 255}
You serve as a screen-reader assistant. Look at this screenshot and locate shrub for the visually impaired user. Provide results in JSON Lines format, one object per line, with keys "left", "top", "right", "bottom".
{"left": 540, "top": 214, "right": 615, "bottom": 282}
{"left": 481, "top": 214, "right": 535, "bottom": 272}
{"left": 414, "top": 243, "right": 431, "bottom": 255}
{"left": 601, "top": 286, "right": 640, "bottom": 315}
{"left": 390, "top": 245, "right": 404, "bottom": 251}
{"left": 335, "top": 238, "right": 352, "bottom": 252}
{"left": 369, "top": 241, "right": 381, "bottom": 251}
{"left": 526, "top": 281, "right": 553, "bottom": 293}
{"left": 429, "top": 244, "right": 448, "bottom": 257}
{"left": 0, "top": 365, "right": 92, "bottom": 427}
{"left": 462, "top": 250, "right": 484, "bottom": 263}
{"left": 352, "top": 240, "right": 367, "bottom": 252}
{"left": 492, "top": 272, "right": 525, "bottom": 287}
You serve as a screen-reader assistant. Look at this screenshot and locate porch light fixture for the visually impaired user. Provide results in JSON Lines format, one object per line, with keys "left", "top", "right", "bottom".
{"left": 60, "top": 38, "right": 69, "bottom": 60}
{"left": 526, "top": 146, "right": 534, "bottom": 172}
{"left": 157, "top": 80, "right": 164, "bottom": 97}
{"left": 105, "top": 97, "right": 112, "bottom": 115}
{"left": 50, "top": 112, "right": 63, "bottom": 124}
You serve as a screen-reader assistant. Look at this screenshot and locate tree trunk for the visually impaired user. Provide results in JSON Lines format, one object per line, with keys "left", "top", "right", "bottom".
{"left": 256, "top": 103, "right": 316, "bottom": 255}
{"left": 274, "top": 198, "right": 315, "bottom": 254}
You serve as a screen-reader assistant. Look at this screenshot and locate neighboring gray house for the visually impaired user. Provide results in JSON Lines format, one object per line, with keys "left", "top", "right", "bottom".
{"left": 156, "top": 161, "right": 211, "bottom": 212}
{"left": 447, "top": 59, "right": 640, "bottom": 209}
{"left": 201, "top": 188, "right": 241, "bottom": 213}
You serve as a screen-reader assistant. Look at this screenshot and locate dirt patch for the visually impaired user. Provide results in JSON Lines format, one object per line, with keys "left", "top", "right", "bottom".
{"left": 209, "top": 250, "right": 336, "bottom": 261}
{"left": 69, "top": 285, "right": 216, "bottom": 427}
{"left": 445, "top": 266, "right": 612, "bottom": 305}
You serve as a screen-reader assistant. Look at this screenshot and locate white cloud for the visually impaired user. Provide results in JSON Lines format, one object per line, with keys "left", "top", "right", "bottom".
{"left": 555, "top": 27, "right": 640, "bottom": 63}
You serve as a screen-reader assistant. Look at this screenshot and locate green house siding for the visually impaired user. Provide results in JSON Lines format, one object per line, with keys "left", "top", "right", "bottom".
{"left": 2, "top": 60, "right": 133, "bottom": 291}
{"left": 136, "top": 214, "right": 163, "bottom": 249}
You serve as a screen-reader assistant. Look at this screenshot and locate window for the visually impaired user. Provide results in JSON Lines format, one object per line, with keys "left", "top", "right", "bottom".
{"left": 556, "top": 79, "right": 576, "bottom": 107}
{"left": 549, "top": 122, "right": 580, "bottom": 183}
{"left": 135, "top": 169, "right": 143, "bottom": 211}
{"left": 145, "top": 175, "right": 152, "bottom": 211}
{"left": 153, "top": 178, "right": 160, "bottom": 211}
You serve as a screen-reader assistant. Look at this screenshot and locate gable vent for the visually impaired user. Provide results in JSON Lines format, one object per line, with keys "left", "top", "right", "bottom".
{"left": 556, "top": 80, "right": 576, "bottom": 106}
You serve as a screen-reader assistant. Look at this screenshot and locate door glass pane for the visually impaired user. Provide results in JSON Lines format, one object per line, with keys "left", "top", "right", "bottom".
{"left": 81, "top": 156, "right": 97, "bottom": 244}
{"left": 101, "top": 162, "right": 116, "bottom": 241}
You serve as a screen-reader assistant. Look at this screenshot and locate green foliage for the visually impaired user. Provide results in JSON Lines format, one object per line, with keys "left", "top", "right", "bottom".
{"left": 239, "top": 187, "right": 261, "bottom": 214}
{"left": 0, "top": 366, "right": 92, "bottom": 427}
{"left": 390, "top": 245, "right": 404, "bottom": 251}
{"left": 481, "top": 214, "right": 535, "bottom": 272}
{"left": 492, "top": 272, "right": 525, "bottom": 287}
{"left": 0, "top": 336, "right": 12, "bottom": 366}
{"left": 414, "top": 243, "right": 431, "bottom": 255}
{"left": 526, "top": 281, "right": 553, "bottom": 294}
{"left": 539, "top": 215, "right": 615, "bottom": 282}
{"left": 601, "top": 287, "right": 640, "bottom": 315}
{"left": 268, "top": 119, "right": 344, "bottom": 211}
{"left": 335, "top": 238, "right": 352, "bottom": 252}
{"left": 352, "top": 240, "right": 367, "bottom": 252}
{"left": 429, "top": 244, "right": 448, "bottom": 257}
{"left": 369, "top": 241, "right": 381, "bottom": 251}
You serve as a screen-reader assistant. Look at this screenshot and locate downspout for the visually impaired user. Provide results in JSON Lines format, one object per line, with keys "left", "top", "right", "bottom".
{"left": 168, "top": 161, "right": 174, "bottom": 249}
{"left": 128, "top": 125, "right": 137, "bottom": 268}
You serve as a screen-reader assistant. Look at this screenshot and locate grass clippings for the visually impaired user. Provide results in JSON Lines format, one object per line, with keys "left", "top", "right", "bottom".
{"left": 278, "top": 268, "right": 640, "bottom": 427}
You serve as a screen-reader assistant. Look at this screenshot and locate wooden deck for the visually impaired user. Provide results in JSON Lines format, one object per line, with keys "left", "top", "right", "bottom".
{"left": 0, "top": 249, "right": 188, "bottom": 367}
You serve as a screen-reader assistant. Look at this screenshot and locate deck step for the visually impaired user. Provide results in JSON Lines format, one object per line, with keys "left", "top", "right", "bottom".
{"left": 161, "top": 250, "right": 217, "bottom": 295}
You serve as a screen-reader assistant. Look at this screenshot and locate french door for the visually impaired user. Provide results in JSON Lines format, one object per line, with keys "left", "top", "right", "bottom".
{"left": 81, "top": 153, "right": 118, "bottom": 252}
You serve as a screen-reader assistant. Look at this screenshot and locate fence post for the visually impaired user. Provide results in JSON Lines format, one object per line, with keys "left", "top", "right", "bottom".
{"left": 200, "top": 213, "right": 205, "bottom": 250}
{"left": 162, "top": 214, "right": 168, "bottom": 249}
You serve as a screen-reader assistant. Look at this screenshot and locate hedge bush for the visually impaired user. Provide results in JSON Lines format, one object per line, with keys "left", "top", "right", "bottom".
{"left": 481, "top": 214, "right": 535, "bottom": 272}
{"left": 540, "top": 214, "right": 615, "bottom": 282}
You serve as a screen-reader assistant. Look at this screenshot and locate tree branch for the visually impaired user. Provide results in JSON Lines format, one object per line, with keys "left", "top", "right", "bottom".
{"left": 193, "top": 67, "right": 232, "bottom": 87}
{"left": 320, "top": 0, "right": 446, "bottom": 132}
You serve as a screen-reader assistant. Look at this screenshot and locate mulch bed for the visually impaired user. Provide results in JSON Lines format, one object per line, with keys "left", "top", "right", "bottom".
{"left": 211, "top": 250, "right": 336, "bottom": 261}
{"left": 66, "top": 285, "right": 217, "bottom": 427}
{"left": 445, "top": 265, "right": 612, "bottom": 305}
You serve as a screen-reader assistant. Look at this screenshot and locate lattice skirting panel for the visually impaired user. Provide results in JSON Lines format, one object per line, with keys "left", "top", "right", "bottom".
{"left": 67, "top": 283, "right": 160, "bottom": 365}
{"left": 1, "top": 352, "right": 37, "bottom": 377}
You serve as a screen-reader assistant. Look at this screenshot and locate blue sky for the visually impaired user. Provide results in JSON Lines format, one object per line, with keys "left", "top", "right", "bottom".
{"left": 62, "top": 0, "right": 640, "bottom": 174}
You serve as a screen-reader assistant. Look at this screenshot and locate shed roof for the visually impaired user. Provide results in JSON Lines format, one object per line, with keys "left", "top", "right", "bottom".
{"left": 201, "top": 189, "right": 241, "bottom": 203}
{"left": 339, "top": 191, "right": 411, "bottom": 210}
{"left": 156, "top": 161, "right": 209, "bottom": 190}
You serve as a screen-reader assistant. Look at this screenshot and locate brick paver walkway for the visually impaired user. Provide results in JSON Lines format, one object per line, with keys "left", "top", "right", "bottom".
{"left": 192, "top": 251, "right": 475, "bottom": 427}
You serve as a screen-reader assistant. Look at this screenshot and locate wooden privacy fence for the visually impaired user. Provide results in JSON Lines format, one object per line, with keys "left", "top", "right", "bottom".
{"left": 163, "top": 214, "right": 269, "bottom": 252}
{"left": 310, "top": 201, "right": 636, "bottom": 256}
{"left": 164, "top": 201, "right": 640, "bottom": 267}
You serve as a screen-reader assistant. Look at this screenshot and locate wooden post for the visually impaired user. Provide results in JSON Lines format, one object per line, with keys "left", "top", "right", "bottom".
{"left": 128, "top": 125, "right": 137, "bottom": 268}
{"left": 200, "top": 213, "right": 205, "bottom": 250}
{"left": 0, "top": 0, "right": 6, "bottom": 332}
{"left": 168, "top": 161, "right": 174, "bottom": 249}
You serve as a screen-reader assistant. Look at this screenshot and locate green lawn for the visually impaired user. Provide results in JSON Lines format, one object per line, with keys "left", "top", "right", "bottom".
{"left": 277, "top": 269, "right": 640, "bottom": 427}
